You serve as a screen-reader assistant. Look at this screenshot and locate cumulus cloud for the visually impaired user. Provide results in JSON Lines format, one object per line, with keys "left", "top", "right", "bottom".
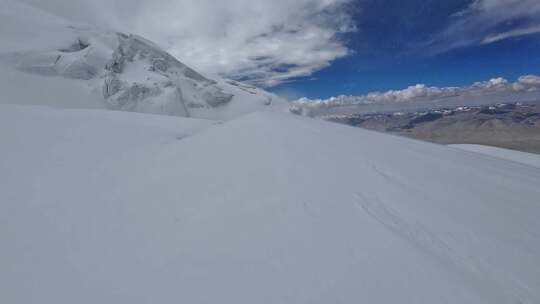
{"left": 19, "top": 0, "right": 354, "bottom": 87}
{"left": 293, "top": 75, "right": 540, "bottom": 115}
{"left": 430, "top": 0, "right": 540, "bottom": 52}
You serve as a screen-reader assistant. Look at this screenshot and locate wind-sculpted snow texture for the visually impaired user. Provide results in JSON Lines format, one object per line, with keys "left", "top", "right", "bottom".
{"left": 1, "top": 104, "right": 540, "bottom": 304}
{"left": 0, "top": 0, "right": 283, "bottom": 120}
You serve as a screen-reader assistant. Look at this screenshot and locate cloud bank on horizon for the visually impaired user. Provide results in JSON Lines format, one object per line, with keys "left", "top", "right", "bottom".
{"left": 293, "top": 74, "right": 540, "bottom": 114}
{"left": 19, "top": 0, "right": 354, "bottom": 87}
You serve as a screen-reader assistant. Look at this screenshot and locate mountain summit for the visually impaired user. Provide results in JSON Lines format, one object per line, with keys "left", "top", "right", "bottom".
{"left": 0, "top": 0, "right": 284, "bottom": 120}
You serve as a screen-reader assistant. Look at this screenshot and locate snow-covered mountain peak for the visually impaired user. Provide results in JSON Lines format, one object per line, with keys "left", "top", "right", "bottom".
{"left": 0, "top": 0, "right": 285, "bottom": 120}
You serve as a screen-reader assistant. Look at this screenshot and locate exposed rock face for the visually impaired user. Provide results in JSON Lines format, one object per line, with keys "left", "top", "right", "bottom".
{"left": 58, "top": 38, "right": 90, "bottom": 53}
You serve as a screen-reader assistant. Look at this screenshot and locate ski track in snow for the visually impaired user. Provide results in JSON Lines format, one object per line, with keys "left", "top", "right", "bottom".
{"left": 353, "top": 186, "right": 531, "bottom": 304}
{"left": 353, "top": 160, "right": 538, "bottom": 303}
{"left": 355, "top": 193, "right": 451, "bottom": 264}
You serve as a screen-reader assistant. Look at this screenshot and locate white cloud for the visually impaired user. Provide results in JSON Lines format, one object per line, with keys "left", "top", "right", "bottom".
{"left": 513, "top": 75, "right": 540, "bottom": 92}
{"left": 432, "top": 0, "right": 540, "bottom": 52}
{"left": 19, "top": 0, "right": 354, "bottom": 87}
{"left": 482, "top": 25, "right": 540, "bottom": 44}
{"left": 293, "top": 74, "right": 540, "bottom": 114}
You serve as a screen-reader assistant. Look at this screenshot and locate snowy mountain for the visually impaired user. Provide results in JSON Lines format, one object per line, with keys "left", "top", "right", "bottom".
{"left": 2, "top": 1, "right": 540, "bottom": 304}
{"left": 0, "top": 0, "right": 284, "bottom": 120}
{"left": 1, "top": 104, "right": 540, "bottom": 304}
{"left": 324, "top": 103, "right": 540, "bottom": 153}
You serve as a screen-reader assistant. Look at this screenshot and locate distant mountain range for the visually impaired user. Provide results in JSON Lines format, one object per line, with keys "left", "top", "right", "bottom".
{"left": 322, "top": 103, "right": 540, "bottom": 154}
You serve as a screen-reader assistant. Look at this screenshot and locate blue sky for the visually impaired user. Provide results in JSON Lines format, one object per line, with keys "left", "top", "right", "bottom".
{"left": 270, "top": 0, "right": 540, "bottom": 99}
{"left": 26, "top": 0, "right": 540, "bottom": 100}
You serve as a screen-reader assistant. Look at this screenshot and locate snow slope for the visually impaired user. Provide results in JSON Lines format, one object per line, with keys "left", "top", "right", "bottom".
{"left": 451, "top": 144, "right": 540, "bottom": 168}
{"left": 0, "top": 0, "right": 285, "bottom": 120}
{"left": 1, "top": 104, "right": 540, "bottom": 304}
